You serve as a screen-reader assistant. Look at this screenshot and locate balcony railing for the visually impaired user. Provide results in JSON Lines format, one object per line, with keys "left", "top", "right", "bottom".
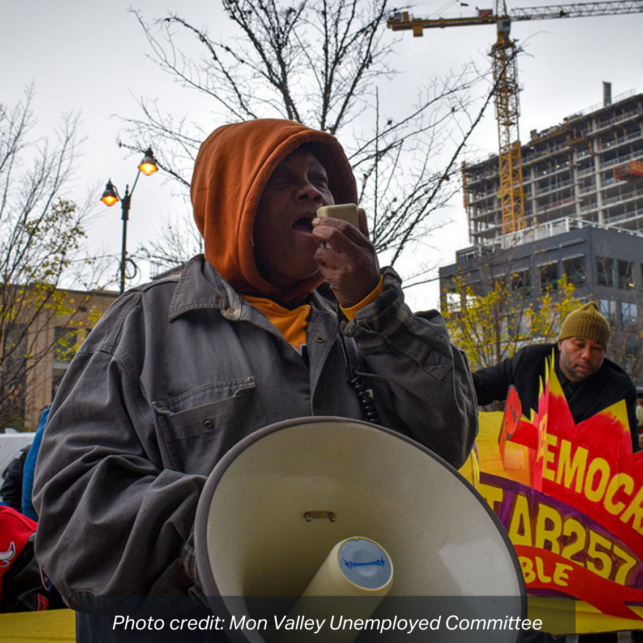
{"left": 498, "top": 215, "right": 643, "bottom": 249}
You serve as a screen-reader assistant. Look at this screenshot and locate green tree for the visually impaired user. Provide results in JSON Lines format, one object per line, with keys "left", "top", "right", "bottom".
{"left": 441, "top": 271, "right": 579, "bottom": 372}
{"left": 0, "top": 88, "right": 102, "bottom": 429}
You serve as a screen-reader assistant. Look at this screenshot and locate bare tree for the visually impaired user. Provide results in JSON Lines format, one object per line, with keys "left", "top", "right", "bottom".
{"left": 135, "top": 213, "right": 203, "bottom": 276}
{"left": 122, "top": 0, "right": 491, "bottom": 270}
{"left": 0, "top": 88, "right": 103, "bottom": 429}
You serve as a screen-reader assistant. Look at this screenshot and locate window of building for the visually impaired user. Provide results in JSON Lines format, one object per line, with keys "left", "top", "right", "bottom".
{"left": 576, "top": 146, "right": 591, "bottom": 159}
{"left": 443, "top": 288, "right": 461, "bottom": 313}
{"left": 617, "top": 260, "right": 634, "bottom": 289}
{"left": 562, "top": 256, "right": 586, "bottom": 286}
{"left": 596, "top": 257, "right": 614, "bottom": 287}
{"left": 539, "top": 263, "right": 558, "bottom": 292}
{"left": 599, "top": 299, "right": 617, "bottom": 322}
{"left": 621, "top": 302, "right": 638, "bottom": 328}
{"left": 511, "top": 270, "right": 531, "bottom": 296}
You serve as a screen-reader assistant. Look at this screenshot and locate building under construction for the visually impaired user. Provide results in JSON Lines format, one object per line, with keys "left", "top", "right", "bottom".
{"left": 462, "top": 88, "right": 643, "bottom": 248}
{"left": 439, "top": 88, "right": 643, "bottom": 380}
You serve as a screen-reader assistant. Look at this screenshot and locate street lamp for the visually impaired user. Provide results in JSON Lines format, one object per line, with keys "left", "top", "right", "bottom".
{"left": 100, "top": 148, "right": 159, "bottom": 294}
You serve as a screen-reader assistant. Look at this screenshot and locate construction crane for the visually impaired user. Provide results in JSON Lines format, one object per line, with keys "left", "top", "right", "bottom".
{"left": 388, "top": 0, "right": 643, "bottom": 235}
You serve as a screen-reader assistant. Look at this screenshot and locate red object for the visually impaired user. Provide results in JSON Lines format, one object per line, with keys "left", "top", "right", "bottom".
{"left": 0, "top": 506, "right": 37, "bottom": 602}
{"left": 500, "top": 385, "right": 522, "bottom": 461}
{"left": 515, "top": 545, "right": 643, "bottom": 621}
{"left": 614, "top": 160, "right": 643, "bottom": 181}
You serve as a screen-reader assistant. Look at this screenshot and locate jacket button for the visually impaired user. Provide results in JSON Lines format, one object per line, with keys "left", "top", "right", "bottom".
{"left": 316, "top": 337, "right": 326, "bottom": 343}
{"left": 204, "top": 419, "right": 213, "bottom": 429}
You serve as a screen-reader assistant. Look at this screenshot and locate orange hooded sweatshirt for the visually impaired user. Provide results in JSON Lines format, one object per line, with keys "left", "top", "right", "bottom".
{"left": 191, "top": 119, "right": 358, "bottom": 302}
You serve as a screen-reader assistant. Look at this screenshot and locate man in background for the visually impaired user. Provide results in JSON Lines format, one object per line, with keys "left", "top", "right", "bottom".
{"left": 473, "top": 301, "right": 638, "bottom": 452}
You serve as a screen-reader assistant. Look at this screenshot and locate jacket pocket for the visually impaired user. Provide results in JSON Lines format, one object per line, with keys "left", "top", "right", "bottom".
{"left": 152, "top": 378, "right": 266, "bottom": 474}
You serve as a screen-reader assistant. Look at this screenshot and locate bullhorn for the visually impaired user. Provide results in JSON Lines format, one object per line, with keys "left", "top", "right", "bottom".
{"left": 195, "top": 417, "right": 526, "bottom": 642}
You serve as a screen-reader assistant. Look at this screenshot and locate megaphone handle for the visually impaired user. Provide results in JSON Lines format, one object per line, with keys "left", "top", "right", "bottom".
{"left": 337, "top": 323, "right": 381, "bottom": 425}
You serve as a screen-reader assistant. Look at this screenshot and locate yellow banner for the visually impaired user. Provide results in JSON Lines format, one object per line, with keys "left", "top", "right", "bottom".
{"left": 0, "top": 608, "right": 75, "bottom": 642}
{"left": 461, "top": 358, "right": 643, "bottom": 635}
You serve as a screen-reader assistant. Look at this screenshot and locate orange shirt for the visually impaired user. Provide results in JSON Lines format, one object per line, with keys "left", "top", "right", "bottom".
{"left": 243, "top": 275, "right": 384, "bottom": 351}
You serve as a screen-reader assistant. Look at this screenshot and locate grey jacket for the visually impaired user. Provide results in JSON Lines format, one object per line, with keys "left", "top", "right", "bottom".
{"left": 33, "top": 257, "right": 477, "bottom": 607}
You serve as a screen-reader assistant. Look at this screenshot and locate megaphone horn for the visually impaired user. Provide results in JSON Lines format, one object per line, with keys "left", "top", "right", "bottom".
{"left": 195, "top": 417, "right": 526, "bottom": 643}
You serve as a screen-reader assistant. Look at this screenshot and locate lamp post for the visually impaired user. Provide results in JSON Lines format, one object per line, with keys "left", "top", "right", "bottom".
{"left": 100, "top": 148, "right": 159, "bottom": 294}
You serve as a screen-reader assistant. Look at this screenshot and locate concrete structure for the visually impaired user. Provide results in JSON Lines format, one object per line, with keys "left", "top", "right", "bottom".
{"left": 441, "top": 89, "right": 643, "bottom": 382}
{"left": 462, "top": 89, "right": 643, "bottom": 248}
{"left": 439, "top": 223, "right": 643, "bottom": 381}
{"left": 440, "top": 223, "right": 642, "bottom": 314}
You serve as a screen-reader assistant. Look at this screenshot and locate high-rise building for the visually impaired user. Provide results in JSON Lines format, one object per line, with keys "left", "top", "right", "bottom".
{"left": 462, "top": 88, "right": 643, "bottom": 248}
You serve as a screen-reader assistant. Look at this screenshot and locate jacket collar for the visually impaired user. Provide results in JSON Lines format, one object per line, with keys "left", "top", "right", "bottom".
{"left": 168, "top": 255, "right": 244, "bottom": 322}
{"left": 168, "top": 255, "right": 337, "bottom": 322}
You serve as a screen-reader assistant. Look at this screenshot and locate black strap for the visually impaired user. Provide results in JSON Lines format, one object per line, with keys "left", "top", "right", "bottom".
{"left": 338, "top": 329, "right": 382, "bottom": 425}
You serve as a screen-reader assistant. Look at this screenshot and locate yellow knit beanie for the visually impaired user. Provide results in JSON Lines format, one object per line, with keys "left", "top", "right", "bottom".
{"left": 557, "top": 302, "right": 610, "bottom": 349}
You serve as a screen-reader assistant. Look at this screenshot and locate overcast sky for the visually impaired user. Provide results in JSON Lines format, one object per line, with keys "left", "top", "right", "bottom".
{"left": 2, "top": 0, "right": 642, "bottom": 307}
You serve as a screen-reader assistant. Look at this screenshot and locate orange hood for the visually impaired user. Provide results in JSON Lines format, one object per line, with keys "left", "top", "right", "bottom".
{"left": 191, "top": 119, "right": 357, "bottom": 301}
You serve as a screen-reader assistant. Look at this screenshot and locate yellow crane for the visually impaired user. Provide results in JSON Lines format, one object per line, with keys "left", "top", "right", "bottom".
{"left": 388, "top": 0, "right": 643, "bottom": 235}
